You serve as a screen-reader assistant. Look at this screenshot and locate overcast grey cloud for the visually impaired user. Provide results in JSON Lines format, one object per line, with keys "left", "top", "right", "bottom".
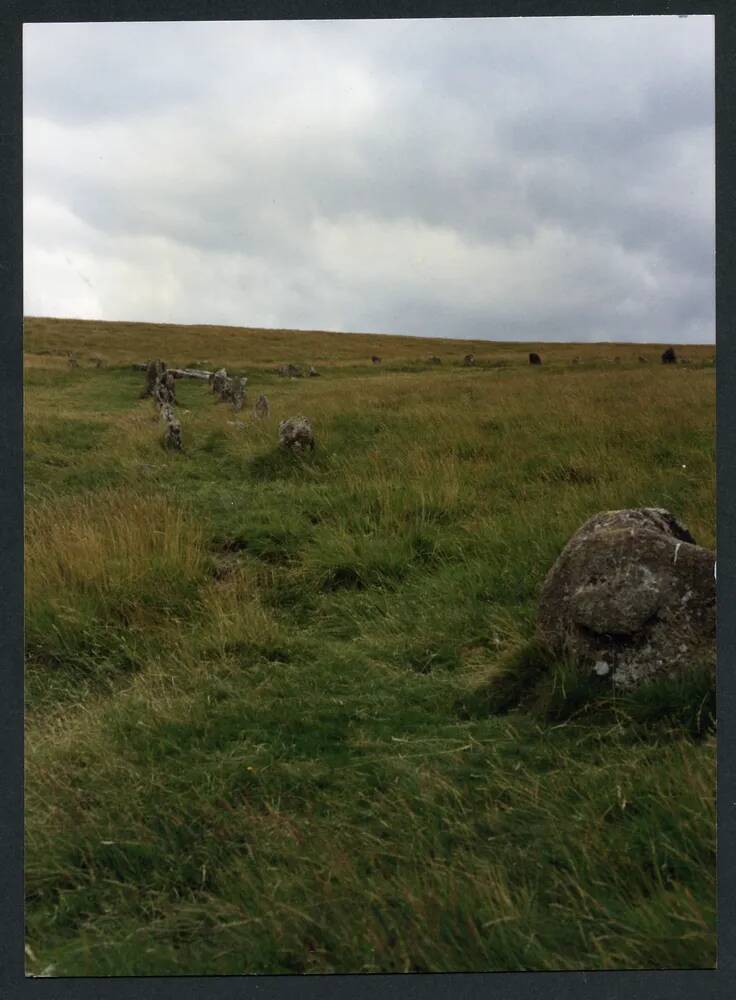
{"left": 23, "top": 16, "right": 714, "bottom": 342}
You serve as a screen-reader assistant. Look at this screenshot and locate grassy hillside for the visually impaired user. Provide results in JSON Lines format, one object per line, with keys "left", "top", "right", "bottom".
{"left": 24, "top": 317, "right": 716, "bottom": 975}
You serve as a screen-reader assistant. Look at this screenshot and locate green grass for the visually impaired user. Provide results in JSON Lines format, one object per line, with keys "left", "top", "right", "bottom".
{"left": 24, "top": 317, "right": 716, "bottom": 974}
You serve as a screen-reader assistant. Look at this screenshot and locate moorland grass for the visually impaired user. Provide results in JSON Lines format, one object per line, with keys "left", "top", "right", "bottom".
{"left": 24, "top": 318, "right": 716, "bottom": 974}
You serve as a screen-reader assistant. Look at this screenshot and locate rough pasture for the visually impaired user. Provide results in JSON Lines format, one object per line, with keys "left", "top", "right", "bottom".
{"left": 23, "top": 317, "right": 715, "bottom": 975}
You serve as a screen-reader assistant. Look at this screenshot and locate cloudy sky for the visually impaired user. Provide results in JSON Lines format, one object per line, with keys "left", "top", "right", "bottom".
{"left": 23, "top": 16, "right": 714, "bottom": 343}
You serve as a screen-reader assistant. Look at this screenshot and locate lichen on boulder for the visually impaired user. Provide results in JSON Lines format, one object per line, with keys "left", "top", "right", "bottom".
{"left": 143, "top": 359, "right": 166, "bottom": 397}
{"left": 230, "top": 376, "right": 247, "bottom": 411}
{"left": 211, "top": 368, "right": 228, "bottom": 396}
{"left": 278, "top": 416, "right": 315, "bottom": 452}
{"left": 217, "top": 374, "right": 246, "bottom": 409}
{"left": 153, "top": 371, "right": 176, "bottom": 408}
{"left": 163, "top": 416, "right": 182, "bottom": 450}
{"left": 536, "top": 508, "right": 715, "bottom": 689}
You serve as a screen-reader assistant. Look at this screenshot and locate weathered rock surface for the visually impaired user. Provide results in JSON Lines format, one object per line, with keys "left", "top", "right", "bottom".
{"left": 230, "top": 376, "right": 247, "bottom": 411}
{"left": 254, "top": 394, "right": 270, "bottom": 419}
{"left": 163, "top": 416, "right": 182, "bottom": 450}
{"left": 152, "top": 371, "right": 176, "bottom": 408}
{"left": 536, "top": 508, "right": 715, "bottom": 689}
{"left": 278, "top": 416, "right": 315, "bottom": 452}
{"left": 143, "top": 359, "right": 166, "bottom": 397}
{"left": 217, "top": 374, "right": 247, "bottom": 408}
{"left": 170, "top": 367, "right": 212, "bottom": 381}
{"left": 211, "top": 368, "right": 228, "bottom": 396}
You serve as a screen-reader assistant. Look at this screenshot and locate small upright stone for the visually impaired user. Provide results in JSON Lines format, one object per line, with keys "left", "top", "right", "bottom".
{"left": 308, "top": 366, "right": 320, "bottom": 377}
{"left": 254, "top": 394, "right": 270, "bottom": 419}
{"left": 230, "top": 376, "right": 247, "bottom": 411}
{"left": 153, "top": 371, "right": 176, "bottom": 408}
{"left": 529, "top": 352, "right": 542, "bottom": 365}
{"left": 371, "top": 355, "right": 382, "bottom": 365}
{"left": 163, "top": 417, "right": 182, "bottom": 450}
{"left": 279, "top": 416, "right": 315, "bottom": 452}
{"left": 143, "top": 359, "right": 166, "bottom": 397}
{"left": 463, "top": 354, "right": 475, "bottom": 367}
{"left": 217, "top": 376, "right": 233, "bottom": 403}
{"left": 661, "top": 346, "right": 677, "bottom": 364}
{"left": 212, "top": 368, "right": 228, "bottom": 396}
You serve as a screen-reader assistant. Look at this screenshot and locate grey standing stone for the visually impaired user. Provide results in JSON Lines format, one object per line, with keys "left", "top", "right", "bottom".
{"left": 230, "top": 376, "right": 247, "bottom": 411}
{"left": 254, "top": 394, "right": 270, "bottom": 419}
{"left": 153, "top": 371, "right": 176, "bottom": 408}
{"left": 143, "top": 359, "right": 166, "bottom": 397}
{"left": 212, "top": 368, "right": 228, "bottom": 397}
{"left": 536, "top": 508, "right": 715, "bottom": 689}
{"left": 278, "top": 416, "right": 315, "bottom": 452}
{"left": 163, "top": 419, "right": 182, "bottom": 450}
{"left": 463, "top": 354, "right": 475, "bottom": 367}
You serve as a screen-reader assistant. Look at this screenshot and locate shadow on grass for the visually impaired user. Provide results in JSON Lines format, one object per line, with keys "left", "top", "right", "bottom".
{"left": 459, "top": 640, "right": 715, "bottom": 739}
{"left": 248, "top": 447, "right": 328, "bottom": 482}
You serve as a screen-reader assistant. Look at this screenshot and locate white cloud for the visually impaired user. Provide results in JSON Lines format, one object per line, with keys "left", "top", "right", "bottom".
{"left": 23, "top": 16, "right": 714, "bottom": 342}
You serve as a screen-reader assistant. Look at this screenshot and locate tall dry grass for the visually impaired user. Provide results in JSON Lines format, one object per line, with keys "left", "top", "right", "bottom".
{"left": 26, "top": 490, "right": 205, "bottom": 604}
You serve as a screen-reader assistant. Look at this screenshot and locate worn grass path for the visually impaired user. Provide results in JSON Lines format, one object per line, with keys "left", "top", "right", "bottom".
{"left": 24, "top": 318, "right": 716, "bottom": 974}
